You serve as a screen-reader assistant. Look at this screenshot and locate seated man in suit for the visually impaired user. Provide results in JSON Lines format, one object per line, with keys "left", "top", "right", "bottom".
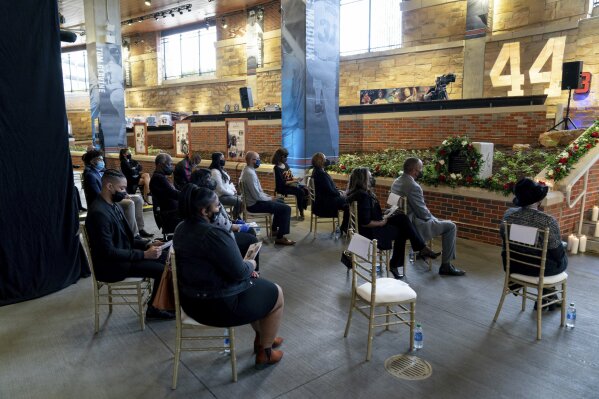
{"left": 82, "top": 150, "right": 152, "bottom": 238}
{"left": 150, "top": 153, "right": 181, "bottom": 234}
{"left": 173, "top": 151, "right": 201, "bottom": 190}
{"left": 85, "top": 169, "right": 174, "bottom": 320}
{"left": 239, "top": 151, "right": 295, "bottom": 245}
{"left": 391, "top": 157, "right": 465, "bottom": 276}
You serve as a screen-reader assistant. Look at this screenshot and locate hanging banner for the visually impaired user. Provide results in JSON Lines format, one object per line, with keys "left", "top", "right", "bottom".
{"left": 134, "top": 122, "right": 148, "bottom": 155}
{"left": 174, "top": 121, "right": 190, "bottom": 158}
{"left": 246, "top": 8, "right": 264, "bottom": 75}
{"left": 226, "top": 119, "right": 247, "bottom": 160}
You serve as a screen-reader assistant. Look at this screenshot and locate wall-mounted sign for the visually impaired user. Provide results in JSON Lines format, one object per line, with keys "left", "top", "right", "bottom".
{"left": 226, "top": 118, "right": 247, "bottom": 159}
{"left": 133, "top": 122, "right": 148, "bottom": 155}
{"left": 575, "top": 72, "right": 592, "bottom": 95}
{"left": 173, "top": 121, "right": 190, "bottom": 158}
{"left": 489, "top": 36, "right": 566, "bottom": 97}
{"left": 360, "top": 87, "right": 431, "bottom": 104}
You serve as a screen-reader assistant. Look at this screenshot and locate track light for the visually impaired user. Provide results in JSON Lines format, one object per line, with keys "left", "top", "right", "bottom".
{"left": 170, "top": 12, "right": 175, "bottom": 17}
{"left": 221, "top": 17, "right": 227, "bottom": 28}
{"left": 121, "top": 4, "right": 192, "bottom": 26}
{"left": 128, "top": 20, "right": 132, "bottom": 25}
{"left": 144, "top": 0, "right": 151, "bottom": 6}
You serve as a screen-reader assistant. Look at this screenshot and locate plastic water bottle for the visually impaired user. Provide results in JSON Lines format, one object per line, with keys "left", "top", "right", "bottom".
{"left": 222, "top": 329, "right": 231, "bottom": 355}
{"left": 566, "top": 303, "right": 576, "bottom": 329}
{"left": 408, "top": 249, "right": 415, "bottom": 264}
{"left": 414, "top": 324, "right": 423, "bottom": 349}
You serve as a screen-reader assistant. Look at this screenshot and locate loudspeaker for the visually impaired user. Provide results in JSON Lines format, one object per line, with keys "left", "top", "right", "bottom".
{"left": 561, "top": 61, "right": 583, "bottom": 90}
{"left": 60, "top": 30, "right": 77, "bottom": 43}
{"left": 239, "top": 87, "right": 253, "bottom": 109}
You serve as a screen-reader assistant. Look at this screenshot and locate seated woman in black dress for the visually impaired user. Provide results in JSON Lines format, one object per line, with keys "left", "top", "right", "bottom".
{"left": 346, "top": 167, "right": 439, "bottom": 279}
{"left": 272, "top": 147, "right": 309, "bottom": 220}
{"left": 190, "top": 168, "right": 262, "bottom": 271}
{"left": 310, "top": 152, "right": 349, "bottom": 232}
{"left": 119, "top": 149, "right": 151, "bottom": 203}
{"left": 173, "top": 185, "right": 284, "bottom": 369}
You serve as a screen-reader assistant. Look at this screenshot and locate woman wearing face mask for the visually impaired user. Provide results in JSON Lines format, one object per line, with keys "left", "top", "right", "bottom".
{"left": 174, "top": 185, "right": 285, "bottom": 369}
{"left": 209, "top": 152, "right": 242, "bottom": 220}
{"left": 190, "top": 168, "right": 261, "bottom": 271}
{"left": 272, "top": 147, "right": 309, "bottom": 220}
{"left": 119, "top": 148, "right": 151, "bottom": 204}
{"left": 346, "top": 167, "right": 439, "bottom": 279}
{"left": 82, "top": 150, "right": 106, "bottom": 206}
{"left": 310, "top": 152, "right": 349, "bottom": 233}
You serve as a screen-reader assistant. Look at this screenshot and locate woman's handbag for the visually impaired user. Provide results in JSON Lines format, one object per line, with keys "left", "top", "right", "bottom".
{"left": 152, "top": 264, "right": 175, "bottom": 311}
{"left": 340, "top": 250, "right": 353, "bottom": 270}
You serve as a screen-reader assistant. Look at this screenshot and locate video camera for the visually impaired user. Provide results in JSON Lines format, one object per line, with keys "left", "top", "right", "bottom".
{"left": 424, "top": 73, "right": 456, "bottom": 101}
{"left": 436, "top": 73, "right": 456, "bottom": 86}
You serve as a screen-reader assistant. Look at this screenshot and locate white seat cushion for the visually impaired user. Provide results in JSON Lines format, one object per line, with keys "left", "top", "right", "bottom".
{"left": 356, "top": 278, "right": 417, "bottom": 305}
{"left": 510, "top": 272, "right": 568, "bottom": 285}
{"left": 181, "top": 308, "right": 203, "bottom": 326}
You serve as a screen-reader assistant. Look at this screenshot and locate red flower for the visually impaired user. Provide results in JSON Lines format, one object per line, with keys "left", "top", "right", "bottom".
{"left": 538, "top": 180, "right": 546, "bottom": 186}
{"left": 439, "top": 149, "right": 447, "bottom": 156}
{"left": 587, "top": 143, "right": 592, "bottom": 149}
{"left": 559, "top": 157, "right": 568, "bottom": 164}
{"left": 470, "top": 161, "right": 477, "bottom": 167}
{"left": 439, "top": 175, "right": 446, "bottom": 182}
{"left": 466, "top": 176, "right": 473, "bottom": 184}
{"left": 574, "top": 145, "right": 579, "bottom": 150}
{"left": 592, "top": 132, "right": 599, "bottom": 138}
{"left": 503, "top": 183, "right": 510, "bottom": 190}
{"left": 340, "top": 164, "right": 346, "bottom": 171}
{"left": 554, "top": 167, "right": 561, "bottom": 173}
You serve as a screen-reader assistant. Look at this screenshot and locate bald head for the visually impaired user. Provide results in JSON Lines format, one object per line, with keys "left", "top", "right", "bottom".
{"left": 403, "top": 158, "right": 421, "bottom": 173}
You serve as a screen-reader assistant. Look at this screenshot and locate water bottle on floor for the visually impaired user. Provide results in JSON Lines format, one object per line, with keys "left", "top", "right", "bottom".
{"left": 566, "top": 303, "right": 576, "bottom": 329}
{"left": 414, "top": 324, "right": 423, "bottom": 350}
{"left": 222, "top": 329, "right": 231, "bottom": 355}
{"left": 409, "top": 249, "right": 415, "bottom": 264}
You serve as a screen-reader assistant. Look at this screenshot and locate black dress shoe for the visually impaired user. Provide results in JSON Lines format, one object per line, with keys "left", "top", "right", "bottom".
{"left": 139, "top": 229, "right": 154, "bottom": 238}
{"left": 438, "top": 263, "right": 465, "bottom": 276}
{"left": 390, "top": 267, "right": 404, "bottom": 279}
{"left": 146, "top": 306, "right": 175, "bottom": 321}
{"left": 418, "top": 247, "right": 441, "bottom": 261}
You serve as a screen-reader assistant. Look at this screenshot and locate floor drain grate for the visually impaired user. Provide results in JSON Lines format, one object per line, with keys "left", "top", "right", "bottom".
{"left": 384, "top": 355, "right": 432, "bottom": 381}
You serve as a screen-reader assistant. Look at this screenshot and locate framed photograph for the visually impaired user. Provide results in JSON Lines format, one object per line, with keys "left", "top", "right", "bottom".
{"left": 225, "top": 118, "right": 248, "bottom": 160}
{"left": 133, "top": 122, "right": 148, "bottom": 155}
{"left": 174, "top": 120, "right": 191, "bottom": 158}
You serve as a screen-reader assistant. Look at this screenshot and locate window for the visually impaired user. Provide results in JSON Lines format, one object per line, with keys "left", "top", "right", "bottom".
{"left": 590, "top": 0, "right": 599, "bottom": 16}
{"left": 340, "top": 0, "right": 402, "bottom": 56}
{"left": 62, "top": 50, "right": 88, "bottom": 92}
{"left": 161, "top": 26, "right": 217, "bottom": 80}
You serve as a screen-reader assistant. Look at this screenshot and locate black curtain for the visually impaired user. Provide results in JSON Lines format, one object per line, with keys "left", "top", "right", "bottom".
{"left": 0, "top": 0, "right": 81, "bottom": 305}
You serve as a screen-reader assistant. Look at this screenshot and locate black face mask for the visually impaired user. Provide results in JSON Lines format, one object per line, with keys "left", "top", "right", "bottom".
{"left": 126, "top": 154, "right": 131, "bottom": 160}
{"left": 206, "top": 206, "right": 219, "bottom": 223}
{"left": 416, "top": 171, "right": 423, "bottom": 180}
{"left": 369, "top": 176, "right": 376, "bottom": 188}
{"left": 219, "top": 159, "right": 226, "bottom": 167}
{"left": 163, "top": 165, "right": 174, "bottom": 176}
{"left": 324, "top": 159, "right": 332, "bottom": 168}
{"left": 112, "top": 190, "right": 127, "bottom": 203}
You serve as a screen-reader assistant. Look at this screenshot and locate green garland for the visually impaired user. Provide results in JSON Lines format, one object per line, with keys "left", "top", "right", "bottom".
{"left": 546, "top": 121, "right": 599, "bottom": 182}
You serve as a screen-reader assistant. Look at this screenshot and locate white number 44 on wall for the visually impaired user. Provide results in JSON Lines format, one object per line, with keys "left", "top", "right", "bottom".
{"left": 490, "top": 36, "right": 566, "bottom": 98}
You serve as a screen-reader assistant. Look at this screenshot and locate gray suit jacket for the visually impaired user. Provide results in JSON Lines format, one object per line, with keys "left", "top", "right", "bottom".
{"left": 391, "top": 173, "right": 445, "bottom": 242}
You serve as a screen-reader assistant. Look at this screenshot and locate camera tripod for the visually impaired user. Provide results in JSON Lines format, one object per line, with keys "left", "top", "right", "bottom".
{"left": 548, "top": 87, "right": 577, "bottom": 131}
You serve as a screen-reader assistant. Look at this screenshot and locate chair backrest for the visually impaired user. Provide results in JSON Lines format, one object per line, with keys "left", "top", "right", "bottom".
{"left": 348, "top": 201, "right": 359, "bottom": 234}
{"left": 169, "top": 249, "right": 183, "bottom": 323}
{"left": 79, "top": 223, "right": 99, "bottom": 282}
{"left": 503, "top": 222, "right": 549, "bottom": 278}
{"left": 347, "top": 229, "right": 378, "bottom": 283}
{"left": 397, "top": 195, "right": 408, "bottom": 214}
{"left": 238, "top": 180, "right": 250, "bottom": 217}
{"left": 307, "top": 176, "right": 316, "bottom": 205}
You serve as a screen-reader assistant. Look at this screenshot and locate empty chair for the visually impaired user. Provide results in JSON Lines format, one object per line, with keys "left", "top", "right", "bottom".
{"left": 79, "top": 223, "right": 152, "bottom": 333}
{"left": 170, "top": 250, "right": 237, "bottom": 388}
{"left": 343, "top": 231, "right": 417, "bottom": 361}
{"left": 493, "top": 223, "right": 568, "bottom": 340}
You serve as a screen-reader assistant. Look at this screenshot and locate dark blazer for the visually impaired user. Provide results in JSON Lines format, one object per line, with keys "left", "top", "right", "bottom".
{"left": 85, "top": 196, "right": 147, "bottom": 282}
{"left": 173, "top": 159, "right": 192, "bottom": 190}
{"left": 312, "top": 167, "right": 342, "bottom": 216}
{"left": 274, "top": 163, "right": 292, "bottom": 194}
{"left": 120, "top": 158, "right": 141, "bottom": 193}
{"left": 82, "top": 166, "right": 102, "bottom": 206}
{"left": 150, "top": 171, "right": 181, "bottom": 232}
{"left": 174, "top": 218, "right": 252, "bottom": 299}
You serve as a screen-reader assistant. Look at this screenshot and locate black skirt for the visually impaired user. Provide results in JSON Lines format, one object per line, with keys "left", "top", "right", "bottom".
{"left": 180, "top": 278, "right": 279, "bottom": 327}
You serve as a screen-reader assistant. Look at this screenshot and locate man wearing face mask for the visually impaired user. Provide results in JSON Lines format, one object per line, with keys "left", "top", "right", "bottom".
{"left": 174, "top": 151, "right": 202, "bottom": 190}
{"left": 150, "top": 153, "right": 181, "bottom": 234}
{"left": 85, "top": 169, "right": 174, "bottom": 320}
{"left": 240, "top": 152, "right": 295, "bottom": 245}
{"left": 82, "top": 150, "right": 152, "bottom": 238}
{"left": 391, "top": 157, "right": 465, "bottom": 276}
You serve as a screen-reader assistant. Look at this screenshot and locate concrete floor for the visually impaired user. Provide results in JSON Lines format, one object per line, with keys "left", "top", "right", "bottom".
{"left": 1, "top": 212, "right": 598, "bottom": 399}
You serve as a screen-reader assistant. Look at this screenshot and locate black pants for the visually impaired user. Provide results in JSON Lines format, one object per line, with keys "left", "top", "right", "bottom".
{"left": 279, "top": 185, "right": 309, "bottom": 213}
{"left": 128, "top": 250, "right": 168, "bottom": 305}
{"left": 368, "top": 213, "right": 426, "bottom": 268}
{"left": 247, "top": 199, "right": 291, "bottom": 238}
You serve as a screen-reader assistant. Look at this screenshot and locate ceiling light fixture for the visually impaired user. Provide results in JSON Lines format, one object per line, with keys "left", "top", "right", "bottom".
{"left": 144, "top": 0, "right": 151, "bottom": 6}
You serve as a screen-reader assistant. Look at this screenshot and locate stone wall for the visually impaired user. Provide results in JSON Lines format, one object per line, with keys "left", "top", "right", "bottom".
{"left": 492, "top": 0, "right": 588, "bottom": 33}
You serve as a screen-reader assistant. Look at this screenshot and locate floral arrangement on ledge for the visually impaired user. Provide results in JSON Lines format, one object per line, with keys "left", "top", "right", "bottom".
{"left": 331, "top": 140, "right": 563, "bottom": 196}
{"left": 545, "top": 121, "right": 599, "bottom": 182}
